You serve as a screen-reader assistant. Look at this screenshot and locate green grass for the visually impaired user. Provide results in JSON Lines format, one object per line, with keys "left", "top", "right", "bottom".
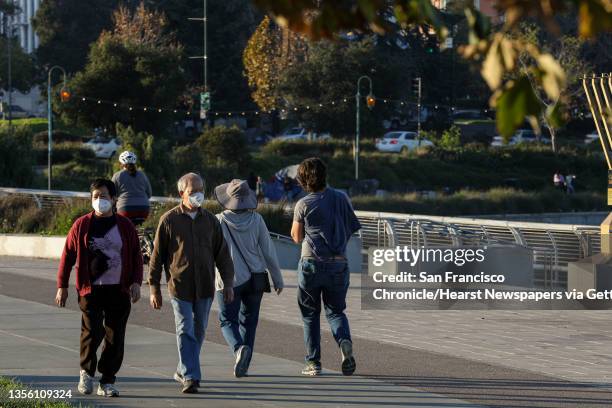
{"left": 0, "top": 118, "right": 90, "bottom": 137}
{"left": 0, "top": 376, "right": 86, "bottom": 407}
{"left": 351, "top": 188, "right": 606, "bottom": 216}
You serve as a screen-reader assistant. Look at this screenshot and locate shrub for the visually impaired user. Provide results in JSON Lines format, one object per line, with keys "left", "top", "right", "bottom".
{"left": 52, "top": 160, "right": 110, "bottom": 191}
{"left": 32, "top": 130, "right": 83, "bottom": 145}
{"left": 350, "top": 188, "right": 606, "bottom": 216}
{"left": 115, "top": 123, "right": 174, "bottom": 195}
{"left": 197, "top": 126, "right": 250, "bottom": 173}
{"left": 0, "top": 195, "right": 35, "bottom": 233}
{"left": 0, "top": 125, "right": 34, "bottom": 187}
{"left": 33, "top": 142, "right": 96, "bottom": 165}
{"left": 143, "top": 199, "right": 291, "bottom": 235}
{"left": 15, "top": 206, "right": 49, "bottom": 233}
{"left": 46, "top": 202, "right": 91, "bottom": 236}
{"left": 438, "top": 125, "right": 462, "bottom": 150}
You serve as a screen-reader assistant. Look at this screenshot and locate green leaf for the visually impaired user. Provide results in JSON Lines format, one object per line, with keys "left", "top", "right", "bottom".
{"left": 495, "top": 76, "right": 543, "bottom": 138}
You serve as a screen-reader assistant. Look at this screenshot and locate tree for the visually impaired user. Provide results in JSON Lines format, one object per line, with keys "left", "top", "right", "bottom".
{"left": 243, "top": 15, "right": 307, "bottom": 111}
{"left": 57, "top": 2, "right": 186, "bottom": 133}
{"left": 277, "top": 38, "right": 413, "bottom": 137}
{"left": 32, "top": 0, "right": 120, "bottom": 74}
{"left": 115, "top": 123, "right": 173, "bottom": 194}
{"left": 197, "top": 126, "right": 250, "bottom": 174}
{"left": 144, "top": 0, "right": 260, "bottom": 112}
{"left": 0, "top": 37, "right": 36, "bottom": 93}
{"left": 515, "top": 23, "right": 593, "bottom": 152}
{"left": 250, "top": 0, "right": 612, "bottom": 138}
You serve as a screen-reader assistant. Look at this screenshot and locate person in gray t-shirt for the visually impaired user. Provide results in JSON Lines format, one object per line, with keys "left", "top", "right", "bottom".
{"left": 112, "top": 151, "right": 152, "bottom": 225}
{"left": 291, "top": 157, "right": 360, "bottom": 377}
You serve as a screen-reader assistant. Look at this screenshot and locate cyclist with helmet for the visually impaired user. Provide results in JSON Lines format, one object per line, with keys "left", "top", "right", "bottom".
{"left": 112, "top": 151, "right": 152, "bottom": 226}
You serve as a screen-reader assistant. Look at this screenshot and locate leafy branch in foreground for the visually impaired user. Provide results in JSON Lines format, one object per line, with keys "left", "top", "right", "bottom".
{"left": 251, "top": 0, "right": 611, "bottom": 138}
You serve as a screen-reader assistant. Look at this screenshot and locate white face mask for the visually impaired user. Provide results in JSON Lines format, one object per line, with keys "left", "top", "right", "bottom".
{"left": 92, "top": 198, "right": 112, "bottom": 214}
{"left": 188, "top": 192, "right": 204, "bottom": 208}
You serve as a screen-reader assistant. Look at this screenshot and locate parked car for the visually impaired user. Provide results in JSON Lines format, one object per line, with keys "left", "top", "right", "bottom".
{"left": 276, "top": 127, "right": 331, "bottom": 141}
{"left": 490, "top": 129, "right": 551, "bottom": 147}
{"left": 375, "top": 131, "right": 433, "bottom": 153}
{"left": 451, "top": 110, "right": 489, "bottom": 122}
{"left": 83, "top": 136, "right": 121, "bottom": 159}
{"left": 584, "top": 131, "right": 599, "bottom": 145}
{"left": 1, "top": 105, "right": 34, "bottom": 119}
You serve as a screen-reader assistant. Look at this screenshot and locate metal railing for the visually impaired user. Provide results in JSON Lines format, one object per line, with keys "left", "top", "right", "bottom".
{"left": 355, "top": 210, "right": 601, "bottom": 289}
{"left": 0, "top": 187, "right": 602, "bottom": 288}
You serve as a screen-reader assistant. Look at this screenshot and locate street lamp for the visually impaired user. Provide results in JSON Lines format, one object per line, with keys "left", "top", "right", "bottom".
{"left": 355, "top": 75, "right": 374, "bottom": 181}
{"left": 47, "top": 66, "right": 68, "bottom": 191}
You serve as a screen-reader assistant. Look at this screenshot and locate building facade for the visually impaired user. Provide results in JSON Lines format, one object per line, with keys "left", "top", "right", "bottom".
{"left": 1, "top": 0, "right": 42, "bottom": 115}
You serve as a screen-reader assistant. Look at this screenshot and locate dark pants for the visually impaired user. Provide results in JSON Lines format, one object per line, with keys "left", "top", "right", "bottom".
{"left": 78, "top": 285, "right": 131, "bottom": 384}
{"left": 297, "top": 258, "right": 351, "bottom": 363}
{"left": 216, "top": 280, "right": 263, "bottom": 362}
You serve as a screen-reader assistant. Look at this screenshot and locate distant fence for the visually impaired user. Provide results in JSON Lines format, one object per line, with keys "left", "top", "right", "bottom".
{"left": 1, "top": 187, "right": 602, "bottom": 288}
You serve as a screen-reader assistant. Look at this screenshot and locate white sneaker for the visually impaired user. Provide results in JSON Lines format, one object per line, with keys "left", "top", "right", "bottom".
{"left": 77, "top": 370, "right": 93, "bottom": 395}
{"left": 97, "top": 383, "right": 119, "bottom": 397}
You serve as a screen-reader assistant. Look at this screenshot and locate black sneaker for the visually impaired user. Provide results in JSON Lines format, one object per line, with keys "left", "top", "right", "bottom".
{"left": 301, "top": 361, "right": 322, "bottom": 376}
{"left": 234, "top": 345, "right": 252, "bottom": 378}
{"left": 181, "top": 379, "right": 198, "bottom": 394}
{"left": 340, "top": 339, "right": 356, "bottom": 376}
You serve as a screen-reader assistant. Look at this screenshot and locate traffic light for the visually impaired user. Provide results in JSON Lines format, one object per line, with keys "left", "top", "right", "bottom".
{"left": 366, "top": 94, "right": 375, "bottom": 110}
{"left": 412, "top": 77, "right": 422, "bottom": 96}
{"left": 60, "top": 88, "right": 71, "bottom": 102}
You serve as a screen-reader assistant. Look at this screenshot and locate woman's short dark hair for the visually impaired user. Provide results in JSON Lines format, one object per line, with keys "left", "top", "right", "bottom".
{"left": 90, "top": 178, "right": 117, "bottom": 198}
{"left": 297, "top": 157, "right": 327, "bottom": 192}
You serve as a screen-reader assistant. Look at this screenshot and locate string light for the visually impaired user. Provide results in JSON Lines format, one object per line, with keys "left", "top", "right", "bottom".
{"left": 71, "top": 93, "right": 480, "bottom": 119}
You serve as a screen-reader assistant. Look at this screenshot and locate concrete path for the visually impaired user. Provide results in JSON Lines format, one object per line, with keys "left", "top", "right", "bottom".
{"left": 2, "top": 256, "right": 612, "bottom": 407}
{"left": 0, "top": 294, "right": 478, "bottom": 408}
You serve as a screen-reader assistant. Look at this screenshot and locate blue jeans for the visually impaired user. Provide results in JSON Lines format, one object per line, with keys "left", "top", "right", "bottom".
{"left": 216, "top": 280, "right": 263, "bottom": 360}
{"left": 297, "top": 258, "right": 351, "bottom": 363}
{"left": 170, "top": 297, "right": 213, "bottom": 381}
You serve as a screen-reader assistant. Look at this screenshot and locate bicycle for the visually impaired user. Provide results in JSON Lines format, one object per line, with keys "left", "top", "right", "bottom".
{"left": 128, "top": 217, "right": 154, "bottom": 265}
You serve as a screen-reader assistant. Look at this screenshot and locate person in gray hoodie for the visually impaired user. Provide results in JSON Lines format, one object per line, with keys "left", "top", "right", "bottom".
{"left": 214, "top": 179, "right": 284, "bottom": 378}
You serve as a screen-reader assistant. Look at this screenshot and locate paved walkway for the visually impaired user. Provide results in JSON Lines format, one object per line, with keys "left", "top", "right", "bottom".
{"left": 0, "top": 294, "right": 478, "bottom": 408}
{"left": 2, "top": 256, "right": 612, "bottom": 407}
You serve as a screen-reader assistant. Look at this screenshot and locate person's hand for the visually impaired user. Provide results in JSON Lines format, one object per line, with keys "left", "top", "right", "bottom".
{"left": 150, "top": 292, "right": 163, "bottom": 309}
{"left": 55, "top": 288, "right": 68, "bottom": 307}
{"left": 129, "top": 283, "right": 141, "bottom": 303}
{"left": 275, "top": 287, "right": 283, "bottom": 295}
{"left": 223, "top": 287, "right": 234, "bottom": 303}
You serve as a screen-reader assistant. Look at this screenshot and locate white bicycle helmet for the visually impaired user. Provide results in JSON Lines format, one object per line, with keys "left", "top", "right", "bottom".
{"left": 119, "top": 150, "right": 137, "bottom": 165}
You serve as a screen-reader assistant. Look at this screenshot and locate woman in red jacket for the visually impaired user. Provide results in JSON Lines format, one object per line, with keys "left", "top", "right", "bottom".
{"left": 55, "top": 178, "right": 143, "bottom": 398}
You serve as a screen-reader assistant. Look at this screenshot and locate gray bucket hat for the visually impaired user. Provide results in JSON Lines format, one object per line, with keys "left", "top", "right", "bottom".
{"left": 214, "top": 179, "right": 257, "bottom": 210}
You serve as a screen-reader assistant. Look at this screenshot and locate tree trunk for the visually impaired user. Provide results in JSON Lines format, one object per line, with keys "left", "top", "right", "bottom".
{"left": 549, "top": 126, "right": 557, "bottom": 153}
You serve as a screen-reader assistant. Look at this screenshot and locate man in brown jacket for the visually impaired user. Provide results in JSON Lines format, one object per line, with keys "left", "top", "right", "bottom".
{"left": 149, "top": 172, "right": 234, "bottom": 394}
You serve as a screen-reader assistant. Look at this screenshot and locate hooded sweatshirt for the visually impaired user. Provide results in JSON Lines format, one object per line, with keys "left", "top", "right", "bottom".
{"left": 215, "top": 210, "right": 283, "bottom": 291}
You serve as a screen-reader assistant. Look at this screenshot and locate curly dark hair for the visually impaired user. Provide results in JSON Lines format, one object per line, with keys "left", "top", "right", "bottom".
{"left": 296, "top": 157, "right": 327, "bottom": 193}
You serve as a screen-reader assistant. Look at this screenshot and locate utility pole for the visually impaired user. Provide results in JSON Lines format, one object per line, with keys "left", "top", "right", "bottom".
{"left": 47, "top": 65, "right": 68, "bottom": 191}
{"left": 355, "top": 76, "right": 375, "bottom": 181}
{"left": 7, "top": 15, "right": 11, "bottom": 128}
{"left": 189, "top": 0, "right": 209, "bottom": 120}
{"left": 415, "top": 77, "right": 422, "bottom": 145}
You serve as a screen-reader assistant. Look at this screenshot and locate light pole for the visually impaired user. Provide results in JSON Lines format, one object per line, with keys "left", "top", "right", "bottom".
{"left": 47, "top": 65, "right": 68, "bottom": 191}
{"left": 355, "top": 75, "right": 374, "bottom": 181}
